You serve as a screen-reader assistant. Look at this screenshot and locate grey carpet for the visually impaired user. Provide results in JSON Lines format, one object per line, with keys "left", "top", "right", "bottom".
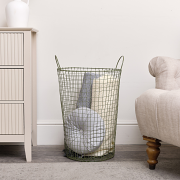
{"left": 1, "top": 161, "right": 180, "bottom": 180}
{"left": 0, "top": 145, "right": 180, "bottom": 180}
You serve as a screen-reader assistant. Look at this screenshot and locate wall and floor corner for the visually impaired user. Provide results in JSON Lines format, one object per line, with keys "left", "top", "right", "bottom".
{"left": 0, "top": 0, "right": 180, "bottom": 145}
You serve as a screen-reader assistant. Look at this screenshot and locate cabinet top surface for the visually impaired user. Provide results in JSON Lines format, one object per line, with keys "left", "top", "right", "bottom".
{"left": 0, "top": 27, "right": 38, "bottom": 32}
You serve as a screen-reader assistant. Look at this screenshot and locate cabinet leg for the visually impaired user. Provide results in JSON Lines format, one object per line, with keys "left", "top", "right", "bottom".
{"left": 32, "top": 32, "right": 37, "bottom": 147}
{"left": 25, "top": 138, "right": 32, "bottom": 162}
{"left": 32, "top": 129, "right": 37, "bottom": 146}
{"left": 143, "top": 136, "right": 161, "bottom": 170}
{"left": 24, "top": 31, "right": 32, "bottom": 162}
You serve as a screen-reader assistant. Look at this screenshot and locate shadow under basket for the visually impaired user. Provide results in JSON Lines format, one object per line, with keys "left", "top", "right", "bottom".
{"left": 55, "top": 55, "right": 124, "bottom": 162}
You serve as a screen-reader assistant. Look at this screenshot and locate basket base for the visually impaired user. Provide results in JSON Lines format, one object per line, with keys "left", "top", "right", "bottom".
{"left": 63, "top": 149, "right": 115, "bottom": 162}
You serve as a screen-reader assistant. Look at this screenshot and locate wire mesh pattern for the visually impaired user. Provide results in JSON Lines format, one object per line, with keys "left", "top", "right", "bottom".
{"left": 56, "top": 56, "right": 124, "bottom": 161}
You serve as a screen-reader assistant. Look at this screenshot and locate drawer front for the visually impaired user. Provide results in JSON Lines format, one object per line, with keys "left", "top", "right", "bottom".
{"left": 0, "top": 33, "right": 23, "bottom": 66}
{"left": 0, "top": 104, "right": 24, "bottom": 134}
{"left": 0, "top": 69, "right": 23, "bottom": 100}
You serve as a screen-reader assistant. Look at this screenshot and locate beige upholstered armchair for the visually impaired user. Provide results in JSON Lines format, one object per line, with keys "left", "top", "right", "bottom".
{"left": 135, "top": 56, "right": 180, "bottom": 170}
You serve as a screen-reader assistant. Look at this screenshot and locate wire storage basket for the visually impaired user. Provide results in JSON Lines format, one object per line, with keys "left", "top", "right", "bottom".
{"left": 55, "top": 56, "right": 124, "bottom": 162}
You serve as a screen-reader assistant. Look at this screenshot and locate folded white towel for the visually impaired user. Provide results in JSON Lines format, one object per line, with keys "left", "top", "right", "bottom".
{"left": 87, "top": 74, "right": 119, "bottom": 156}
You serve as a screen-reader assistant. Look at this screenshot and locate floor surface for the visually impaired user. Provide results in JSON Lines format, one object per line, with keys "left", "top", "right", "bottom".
{"left": 0, "top": 144, "right": 179, "bottom": 163}
{"left": 0, "top": 144, "right": 180, "bottom": 180}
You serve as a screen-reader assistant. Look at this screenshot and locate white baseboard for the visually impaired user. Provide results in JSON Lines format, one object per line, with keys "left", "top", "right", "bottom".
{"left": 37, "top": 119, "right": 145, "bottom": 145}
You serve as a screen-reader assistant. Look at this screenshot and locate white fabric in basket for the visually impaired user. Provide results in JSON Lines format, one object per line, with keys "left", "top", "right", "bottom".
{"left": 87, "top": 74, "right": 119, "bottom": 156}
{"left": 65, "top": 107, "right": 105, "bottom": 154}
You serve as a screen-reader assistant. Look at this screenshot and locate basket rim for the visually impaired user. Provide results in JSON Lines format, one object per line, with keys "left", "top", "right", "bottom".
{"left": 57, "top": 67, "right": 122, "bottom": 73}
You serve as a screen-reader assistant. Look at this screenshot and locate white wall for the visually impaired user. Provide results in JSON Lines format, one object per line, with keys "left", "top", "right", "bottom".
{"left": 1, "top": 0, "right": 180, "bottom": 144}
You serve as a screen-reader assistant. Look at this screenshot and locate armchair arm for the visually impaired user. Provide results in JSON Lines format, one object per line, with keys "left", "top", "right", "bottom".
{"left": 149, "top": 56, "right": 180, "bottom": 90}
{"left": 135, "top": 88, "right": 180, "bottom": 147}
{"left": 135, "top": 89, "right": 168, "bottom": 139}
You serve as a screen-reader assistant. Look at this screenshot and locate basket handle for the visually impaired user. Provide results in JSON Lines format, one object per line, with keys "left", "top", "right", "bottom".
{"left": 55, "top": 55, "right": 61, "bottom": 69}
{"left": 115, "top": 56, "right": 124, "bottom": 69}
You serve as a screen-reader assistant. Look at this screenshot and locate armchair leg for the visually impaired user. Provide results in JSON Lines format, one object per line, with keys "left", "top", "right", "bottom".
{"left": 143, "top": 136, "right": 161, "bottom": 170}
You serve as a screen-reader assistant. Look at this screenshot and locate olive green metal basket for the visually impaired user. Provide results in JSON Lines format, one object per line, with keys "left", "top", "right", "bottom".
{"left": 55, "top": 56, "right": 124, "bottom": 162}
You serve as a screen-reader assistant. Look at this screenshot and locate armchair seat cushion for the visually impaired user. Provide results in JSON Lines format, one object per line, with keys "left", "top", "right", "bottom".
{"left": 135, "top": 89, "right": 180, "bottom": 147}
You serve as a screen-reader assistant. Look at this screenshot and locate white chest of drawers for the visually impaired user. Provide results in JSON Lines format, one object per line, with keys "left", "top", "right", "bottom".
{"left": 0, "top": 28, "right": 38, "bottom": 162}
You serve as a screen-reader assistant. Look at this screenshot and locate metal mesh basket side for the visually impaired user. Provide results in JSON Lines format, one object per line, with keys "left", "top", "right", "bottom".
{"left": 56, "top": 56, "right": 124, "bottom": 161}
